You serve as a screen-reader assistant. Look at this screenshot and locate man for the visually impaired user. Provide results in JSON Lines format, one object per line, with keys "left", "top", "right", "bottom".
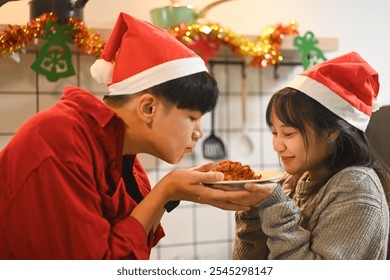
{"left": 0, "top": 12, "right": 251, "bottom": 259}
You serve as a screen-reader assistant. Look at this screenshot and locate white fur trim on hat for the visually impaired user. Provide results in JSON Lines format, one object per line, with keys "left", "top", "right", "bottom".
{"left": 107, "top": 57, "right": 208, "bottom": 95}
{"left": 90, "top": 59, "right": 114, "bottom": 84}
{"left": 372, "top": 98, "right": 381, "bottom": 112}
{"left": 287, "top": 75, "right": 370, "bottom": 131}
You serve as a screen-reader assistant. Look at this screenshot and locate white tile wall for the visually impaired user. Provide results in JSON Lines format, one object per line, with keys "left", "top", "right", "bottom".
{"left": 0, "top": 94, "right": 37, "bottom": 132}
{"left": 197, "top": 242, "right": 232, "bottom": 260}
{"left": 195, "top": 206, "right": 232, "bottom": 242}
{"left": 1, "top": 54, "right": 37, "bottom": 92}
{"left": 159, "top": 206, "right": 195, "bottom": 246}
{"left": 0, "top": 136, "right": 12, "bottom": 150}
{"left": 0, "top": 51, "right": 299, "bottom": 259}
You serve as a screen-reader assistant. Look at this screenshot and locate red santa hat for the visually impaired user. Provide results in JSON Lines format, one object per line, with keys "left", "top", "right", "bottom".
{"left": 287, "top": 51, "right": 380, "bottom": 131}
{"left": 90, "top": 12, "right": 208, "bottom": 95}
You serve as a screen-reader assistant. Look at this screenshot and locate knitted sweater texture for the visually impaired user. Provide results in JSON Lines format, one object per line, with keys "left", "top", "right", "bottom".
{"left": 233, "top": 166, "right": 389, "bottom": 259}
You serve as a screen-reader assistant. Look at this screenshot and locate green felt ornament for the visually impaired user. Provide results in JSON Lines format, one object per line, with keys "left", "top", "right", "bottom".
{"left": 31, "top": 21, "right": 75, "bottom": 82}
{"left": 294, "top": 31, "right": 327, "bottom": 70}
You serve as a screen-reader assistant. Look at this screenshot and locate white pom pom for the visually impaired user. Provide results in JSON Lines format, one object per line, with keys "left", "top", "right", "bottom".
{"left": 372, "top": 97, "right": 381, "bottom": 112}
{"left": 90, "top": 59, "right": 113, "bottom": 84}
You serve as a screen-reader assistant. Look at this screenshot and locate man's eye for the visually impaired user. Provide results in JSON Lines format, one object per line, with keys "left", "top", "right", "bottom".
{"left": 190, "top": 117, "right": 198, "bottom": 122}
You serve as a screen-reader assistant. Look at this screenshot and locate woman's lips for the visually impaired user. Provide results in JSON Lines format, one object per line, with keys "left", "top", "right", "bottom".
{"left": 281, "top": 156, "right": 294, "bottom": 164}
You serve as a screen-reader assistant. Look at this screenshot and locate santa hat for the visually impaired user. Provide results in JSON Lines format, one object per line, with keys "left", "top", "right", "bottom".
{"left": 287, "top": 51, "right": 380, "bottom": 131}
{"left": 90, "top": 12, "right": 208, "bottom": 95}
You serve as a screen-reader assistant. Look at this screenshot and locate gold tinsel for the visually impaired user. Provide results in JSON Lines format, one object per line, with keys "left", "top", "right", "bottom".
{"left": 168, "top": 20, "right": 298, "bottom": 67}
{"left": 0, "top": 13, "right": 105, "bottom": 57}
{"left": 0, "top": 13, "right": 298, "bottom": 68}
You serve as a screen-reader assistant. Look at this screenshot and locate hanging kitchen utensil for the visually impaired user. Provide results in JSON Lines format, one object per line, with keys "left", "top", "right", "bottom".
{"left": 203, "top": 108, "right": 226, "bottom": 159}
{"left": 29, "top": 0, "right": 89, "bottom": 22}
{"left": 0, "top": 0, "right": 20, "bottom": 8}
{"left": 238, "top": 62, "right": 254, "bottom": 155}
{"left": 150, "top": 0, "right": 235, "bottom": 29}
{"left": 202, "top": 62, "right": 226, "bottom": 160}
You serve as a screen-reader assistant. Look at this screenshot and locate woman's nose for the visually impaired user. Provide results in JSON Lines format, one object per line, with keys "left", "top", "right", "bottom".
{"left": 273, "top": 137, "right": 286, "bottom": 153}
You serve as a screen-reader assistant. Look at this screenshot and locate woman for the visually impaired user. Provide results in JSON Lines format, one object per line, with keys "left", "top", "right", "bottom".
{"left": 233, "top": 52, "right": 390, "bottom": 259}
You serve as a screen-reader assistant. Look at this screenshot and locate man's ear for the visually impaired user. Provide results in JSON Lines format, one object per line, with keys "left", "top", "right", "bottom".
{"left": 137, "top": 93, "right": 157, "bottom": 123}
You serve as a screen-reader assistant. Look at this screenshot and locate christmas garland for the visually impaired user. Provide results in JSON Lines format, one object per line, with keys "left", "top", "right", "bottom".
{"left": 168, "top": 20, "right": 298, "bottom": 67}
{"left": 0, "top": 13, "right": 105, "bottom": 57}
{"left": 0, "top": 13, "right": 298, "bottom": 67}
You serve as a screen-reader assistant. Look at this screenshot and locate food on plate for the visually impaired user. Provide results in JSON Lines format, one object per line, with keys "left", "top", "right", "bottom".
{"left": 213, "top": 160, "right": 262, "bottom": 181}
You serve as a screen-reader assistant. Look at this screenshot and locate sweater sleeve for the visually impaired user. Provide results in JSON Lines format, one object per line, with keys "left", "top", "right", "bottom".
{"left": 2, "top": 157, "right": 154, "bottom": 260}
{"left": 232, "top": 208, "right": 269, "bottom": 259}
{"left": 255, "top": 173, "right": 388, "bottom": 259}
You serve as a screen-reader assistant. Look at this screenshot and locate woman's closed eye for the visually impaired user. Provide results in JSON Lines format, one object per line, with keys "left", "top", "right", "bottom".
{"left": 271, "top": 130, "right": 297, "bottom": 138}
{"left": 284, "top": 132, "right": 297, "bottom": 137}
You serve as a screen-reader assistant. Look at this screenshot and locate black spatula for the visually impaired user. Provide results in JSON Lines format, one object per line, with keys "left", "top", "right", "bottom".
{"left": 202, "top": 108, "right": 226, "bottom": 159}
{"left": 202, "top": 62, "right": 226, "bottom": 160}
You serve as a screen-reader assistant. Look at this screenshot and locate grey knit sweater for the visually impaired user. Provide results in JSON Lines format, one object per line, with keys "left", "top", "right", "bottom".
{"left": 233, "top": 166, "right": 389, "bottom": 259}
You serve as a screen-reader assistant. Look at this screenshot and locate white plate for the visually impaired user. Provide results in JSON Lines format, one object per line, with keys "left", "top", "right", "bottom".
{"left": 203, "top": 170, "right": 286, "bottom": 188}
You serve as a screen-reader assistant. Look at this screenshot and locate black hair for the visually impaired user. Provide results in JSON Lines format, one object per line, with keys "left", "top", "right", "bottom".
{"left": 103, "top": 71, "right": 219, "bottom": 114}
{"left": 266, "top": 87, "right": 390, "bottom": 201}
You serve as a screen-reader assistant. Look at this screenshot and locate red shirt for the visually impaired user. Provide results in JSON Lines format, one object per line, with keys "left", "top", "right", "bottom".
{"left": 0, "top": 86, "right": 164, "bottom": 259}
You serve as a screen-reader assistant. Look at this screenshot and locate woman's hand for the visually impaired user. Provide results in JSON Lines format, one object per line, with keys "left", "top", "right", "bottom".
{"left": 208, "top": 182, "right": 278, "bottom": 207}
{"left": 242, "top": 182, "right": 278, "bottom": 206}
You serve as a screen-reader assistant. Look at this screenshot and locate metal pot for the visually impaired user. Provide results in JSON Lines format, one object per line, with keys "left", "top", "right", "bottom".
{"left": 150, "top": 0, "right": 235, "bottom": 29}
{"left": 0, "top": 0, "right": 21, "bottom": 8}
{"left": 29, "top": 0, "right": 89, "bottom": 22}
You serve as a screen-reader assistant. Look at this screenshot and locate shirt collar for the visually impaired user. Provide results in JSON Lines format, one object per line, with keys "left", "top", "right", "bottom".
{"left": 61, "top": 85, "right": 119, "bottom": 128}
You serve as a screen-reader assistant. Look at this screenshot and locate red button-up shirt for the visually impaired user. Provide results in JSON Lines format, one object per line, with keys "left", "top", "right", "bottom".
{"left": 0, "top": 86, "right": 164, "bottom": 259}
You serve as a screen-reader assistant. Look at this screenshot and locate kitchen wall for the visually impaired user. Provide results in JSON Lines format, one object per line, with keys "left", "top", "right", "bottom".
{"left": 1, "top": 0, "right": 389, "bottom": 259}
